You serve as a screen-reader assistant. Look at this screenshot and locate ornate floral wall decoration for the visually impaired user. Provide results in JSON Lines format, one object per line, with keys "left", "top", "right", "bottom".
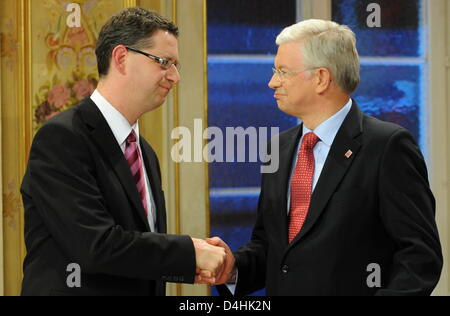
{"left": 33, "top": 0, "right": 107, "bottom": 132}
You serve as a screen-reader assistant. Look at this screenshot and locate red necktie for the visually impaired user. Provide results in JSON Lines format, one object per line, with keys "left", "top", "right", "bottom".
{"left": 124, "top": 130, "right": 149, "bottom": 216}
{"left": 288, "top": 132, "right": 320, "bottom": 243}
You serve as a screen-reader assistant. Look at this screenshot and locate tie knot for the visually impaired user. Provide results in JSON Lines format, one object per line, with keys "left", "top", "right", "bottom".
{"left": 301, "top": 132, "right": 320, "bottom": 151}
{"left": 126, "top": 130, "right": 137, "bottom": 144}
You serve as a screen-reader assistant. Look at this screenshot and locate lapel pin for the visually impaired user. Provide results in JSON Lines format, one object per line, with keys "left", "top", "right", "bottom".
{"left": 344, "top": 150, "right": 353, "bottom": 159}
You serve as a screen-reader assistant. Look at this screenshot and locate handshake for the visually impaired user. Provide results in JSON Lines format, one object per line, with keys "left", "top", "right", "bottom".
{"left": 191, "top": 237, "right": 236, "bottom": 285}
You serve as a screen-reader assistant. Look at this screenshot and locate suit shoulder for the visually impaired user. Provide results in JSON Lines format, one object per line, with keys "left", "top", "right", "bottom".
{"left": 264, "top": 125, "right": 300, "bottom": 151}
{"left": 279, "top": 124, "right": 301, "bottom": 138}
{"left": 38, "top": 97, "right": 95, "bottom": 131}
{"left": 273, "top": 125, "right": 301, "bottom": 146}
{"left": 140, "top": 137, "right": 157, "bottom": 157}
{"left": 33, "top": 105, "right": 87, "bottom": 147}
{"left": 362, "top": 114, "right": 413, "bottom": 141}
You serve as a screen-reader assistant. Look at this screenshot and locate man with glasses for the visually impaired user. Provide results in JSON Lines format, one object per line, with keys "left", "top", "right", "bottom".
{"left": 21, "top": 7, "right": 225, "bottom": 296}
{"left": 202, "top": 19, "right": 442, "bottom": 296}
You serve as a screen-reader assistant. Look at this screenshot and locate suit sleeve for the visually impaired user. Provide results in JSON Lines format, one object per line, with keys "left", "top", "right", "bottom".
{"left": 226, "top": 173, "right": 269, "bottom": 296}
{"left": 23, "top": 121, "right": 196, "bottom": 283}
{"left": 376, "top": 128, "right": 442, "bottom": 295}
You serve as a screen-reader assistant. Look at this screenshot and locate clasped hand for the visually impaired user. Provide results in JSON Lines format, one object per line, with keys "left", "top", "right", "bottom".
{"left": 191, "top": 237, "right": 235, "bottom": 285}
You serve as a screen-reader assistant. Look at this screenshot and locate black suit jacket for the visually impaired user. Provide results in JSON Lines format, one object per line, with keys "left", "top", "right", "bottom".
{"left": 21, "top": 98, "right": 196, "bottom": 296}
{"left": 222, "top": 101, "right": 442, "bottom": 296}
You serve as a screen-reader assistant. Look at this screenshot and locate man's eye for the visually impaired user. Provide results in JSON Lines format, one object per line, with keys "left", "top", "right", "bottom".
{"left": 161, "top": 59, "right": 170, "bottom": 67}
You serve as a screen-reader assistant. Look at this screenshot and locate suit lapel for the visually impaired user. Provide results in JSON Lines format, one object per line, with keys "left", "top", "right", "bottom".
{"left": 277, "top": 125, "right": 303, "bottom": 246}
{"left": 287, "top": 102, "right": 364, "bottom": 248}
{"left": 78, "top": 99, "right": 151, "bottom": 231}
{"left": 140, "top": 140, "right": 167, "bottom": 234}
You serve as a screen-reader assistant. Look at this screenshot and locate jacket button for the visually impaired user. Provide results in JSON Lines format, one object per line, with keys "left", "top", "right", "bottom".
{"left": 282, "top": 265, "right": 289, "bottom": 274}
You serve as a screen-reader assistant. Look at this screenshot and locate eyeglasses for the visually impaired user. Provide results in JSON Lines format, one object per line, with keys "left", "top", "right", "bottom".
{"left": 272, "top": 67, "right": 319, "bottom": 82}
{"left": 125, "top": 46, "right": 180, "bottom": 71}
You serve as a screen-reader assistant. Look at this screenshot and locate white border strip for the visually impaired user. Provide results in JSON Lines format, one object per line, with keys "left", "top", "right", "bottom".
{"left": 360, "top": 57, "right": 426, "bottom": 65}
{"left": 208, "top": 55, "right": 274, "bottom": 63}
{"left": 209, "top": 55, "right": 426, "bottom": 66}
{"left": 210, "top": 187, "right": 261, "bottom": 197}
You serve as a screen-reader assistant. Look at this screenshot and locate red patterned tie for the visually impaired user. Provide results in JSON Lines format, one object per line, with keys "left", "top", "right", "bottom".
{"left": 124, "top": 130, "right": 149, "bottom": 216}
{"left": 288, "top": 132, "right": 320, "bottom": 243}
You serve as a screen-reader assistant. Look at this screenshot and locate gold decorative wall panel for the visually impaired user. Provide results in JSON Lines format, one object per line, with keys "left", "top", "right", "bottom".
{"left": 1, "top": 0, "right": 26, "bottom": 296}
{"left": 0, "top": 24, "right": 4, "bottom": 297}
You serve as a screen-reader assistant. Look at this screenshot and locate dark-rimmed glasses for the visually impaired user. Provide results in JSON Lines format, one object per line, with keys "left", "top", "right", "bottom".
{"left": 125, "top": 46, "right": 180, "bottom": 71}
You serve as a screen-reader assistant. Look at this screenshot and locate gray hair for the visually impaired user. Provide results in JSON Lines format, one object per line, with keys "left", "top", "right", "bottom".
{"left": 276, "top": 19, "right": 360, "bottom": 94}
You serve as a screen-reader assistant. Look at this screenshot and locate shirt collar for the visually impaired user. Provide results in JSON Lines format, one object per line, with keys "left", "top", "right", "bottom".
{"left": 302, "top": 99, "right": 352, "bottom": 146}
{"left": 90, "top": 89, "right": 139, "bottom": 146}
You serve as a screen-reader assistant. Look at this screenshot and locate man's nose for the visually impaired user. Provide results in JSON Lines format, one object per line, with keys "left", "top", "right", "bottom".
{"left": 167, "top": 65, "right": 180, "bottom": 84}
{"left": 268, "top": 74, "right": 281, "bottom": 89}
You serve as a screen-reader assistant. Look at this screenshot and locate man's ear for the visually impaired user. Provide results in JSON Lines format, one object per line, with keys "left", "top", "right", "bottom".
{"left": 315, "top": 68, "right": 332, "bottom": 94}
{"left": 111, "top": 45, "right": 128, "bottom": 75}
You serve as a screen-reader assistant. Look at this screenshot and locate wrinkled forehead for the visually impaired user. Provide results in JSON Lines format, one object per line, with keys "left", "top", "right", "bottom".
{"left": 274, "top": 41, "right": 304, "bottom": 69}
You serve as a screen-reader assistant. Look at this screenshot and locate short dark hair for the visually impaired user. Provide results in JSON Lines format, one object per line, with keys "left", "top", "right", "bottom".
{"left": 95, "top": 7, "right": 178, "bottom": 77}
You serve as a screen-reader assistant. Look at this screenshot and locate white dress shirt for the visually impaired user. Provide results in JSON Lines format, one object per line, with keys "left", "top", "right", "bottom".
{"left": 90, "top": 89, "right": 157, "bottom": 232}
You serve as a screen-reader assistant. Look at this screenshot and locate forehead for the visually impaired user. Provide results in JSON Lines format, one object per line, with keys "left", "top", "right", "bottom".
{"left": 274, "top": 41, "right": 303, "bottom": 68}
{"left": 149, "top": 30, "right": 179, "bottom": 59}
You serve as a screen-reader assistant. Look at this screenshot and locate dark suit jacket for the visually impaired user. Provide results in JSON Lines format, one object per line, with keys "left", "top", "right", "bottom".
{"left": 21, "top": 97, "right": 196, "bottom": 296}
{"left": 221, "top": 101, "right": 442, "bottom": 296}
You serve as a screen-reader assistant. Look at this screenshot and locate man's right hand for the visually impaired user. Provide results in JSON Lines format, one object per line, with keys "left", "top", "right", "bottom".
{"left": 191, "top": 237, "right": 226, "bottom": 282}
{"left": 195, "top": 237, "right": 236, "bottom": 285}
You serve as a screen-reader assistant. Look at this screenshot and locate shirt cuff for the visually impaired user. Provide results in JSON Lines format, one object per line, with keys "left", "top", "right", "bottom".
{"left": 225, "top": 268, "right": 238, "bottom": 295}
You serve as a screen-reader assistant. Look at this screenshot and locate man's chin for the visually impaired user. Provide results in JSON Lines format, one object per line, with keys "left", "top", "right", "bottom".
{"left": 277, "top": 102, "right": 298, "bottom": 118}
{"left": 277, "top": 102, "right": 289, "bottom": 114}
{"left": 144, "top": 99, "right": 165, "bottom": 113}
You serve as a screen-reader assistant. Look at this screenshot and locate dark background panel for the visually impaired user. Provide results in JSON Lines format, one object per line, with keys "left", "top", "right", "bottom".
{"left": 332, "top": 0, "right": 421, "bottom": 57}
{"left": 210, "top": 193, "right": 265, "bottom": 296}
{"left": 354, "top": 64, "right": 422, "bottom": 142}
{"left": 208, "top": 0, "right": 297, "bottom": 54}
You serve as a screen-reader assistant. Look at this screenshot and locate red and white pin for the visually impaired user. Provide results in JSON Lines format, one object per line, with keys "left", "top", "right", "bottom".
{"left": 344, "top": 150, "right": 353, "bottom": 159}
